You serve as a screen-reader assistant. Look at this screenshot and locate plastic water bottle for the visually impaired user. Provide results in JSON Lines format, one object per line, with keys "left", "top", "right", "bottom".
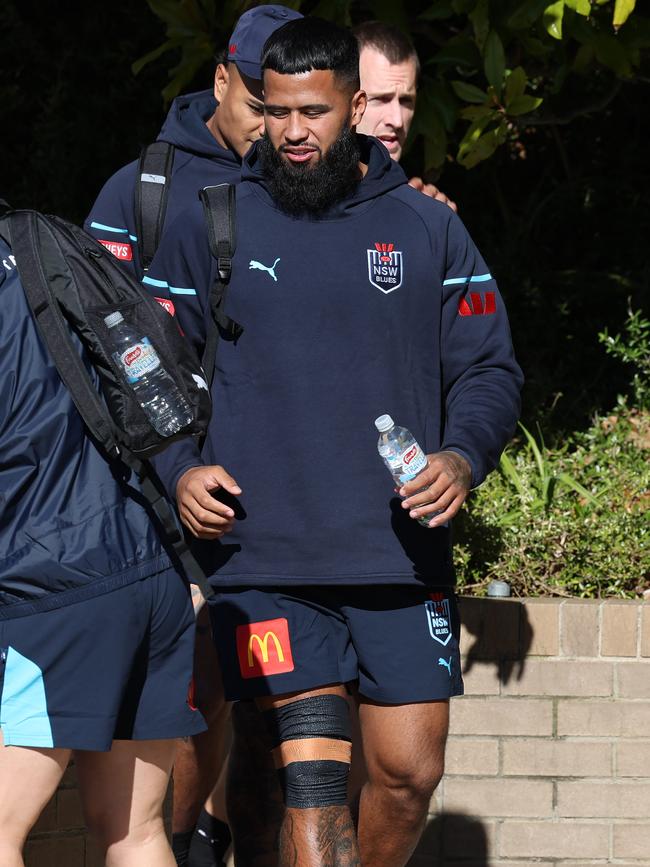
{"left": 375, "top": 414, "right": 432, "bottom": 528}
{"left": 104, "top": 311, "right": 193, "bottom": 436}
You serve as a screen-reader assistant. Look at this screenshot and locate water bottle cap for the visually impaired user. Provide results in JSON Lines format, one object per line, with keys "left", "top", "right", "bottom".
{"left": 375, "top": 414, "right": 394, "bottom": 433}
{"left": 104, "top": 311, "right": 124, "bottom": 328}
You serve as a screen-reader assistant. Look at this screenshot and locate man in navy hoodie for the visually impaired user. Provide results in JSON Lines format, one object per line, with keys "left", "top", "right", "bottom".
{"left": 85, "top": 8, "right": 302, "bottom": 865}
{"left": 144, "top": 17, "right": 522, "bottom": 866}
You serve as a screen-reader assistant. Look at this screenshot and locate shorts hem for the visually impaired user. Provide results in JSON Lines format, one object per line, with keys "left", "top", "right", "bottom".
{"left": 0, "top": 729, "right": 54, "bottom": 748}
{"left": 224, "top": 674, "right": 345, "bottom": 703}
{"left": 357, "top": 684, "right": 465, "bottom": 705}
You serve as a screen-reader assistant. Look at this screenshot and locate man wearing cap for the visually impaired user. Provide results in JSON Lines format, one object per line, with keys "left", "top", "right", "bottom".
{"left": 85, "top": 9, "right": 302, "bottom": 866}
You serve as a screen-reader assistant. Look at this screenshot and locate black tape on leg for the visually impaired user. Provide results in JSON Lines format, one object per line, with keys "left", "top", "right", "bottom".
{"left": 263, "top": 694, "right": 352, "bottom": 809}
{"left": 280, "top": 760, "right": 350, "bottom": 808}
{"left": 263, "top": 694, "right": 351, "bottom": 747}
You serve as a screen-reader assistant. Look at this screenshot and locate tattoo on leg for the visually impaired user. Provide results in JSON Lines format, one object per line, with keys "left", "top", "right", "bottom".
{"left": 279, "top": 807, "right": 361, "bottom": 867}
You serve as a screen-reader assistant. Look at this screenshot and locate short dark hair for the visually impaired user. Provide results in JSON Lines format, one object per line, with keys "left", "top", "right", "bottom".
{"left": 262, "top": 17, "right": 360, "bottom": 92}
{"left": 353, "top": 20, "right": 420, "bottom": 79}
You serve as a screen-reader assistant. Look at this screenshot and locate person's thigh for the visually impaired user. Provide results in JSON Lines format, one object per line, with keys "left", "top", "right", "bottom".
{"left": 209, "top": 587, "right": 358, "bottom": 701}
{"left": 0, "top": 731, "right": 69, "bottom": 846}
{"left": 358, "top": 698, "right": 449, "bottom": 787}
{"left": 75, "top": 738, "right": 176, "bottom": 844}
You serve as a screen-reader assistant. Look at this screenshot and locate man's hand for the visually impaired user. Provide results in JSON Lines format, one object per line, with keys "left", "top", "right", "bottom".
{"left": 408, "top": 176, "right": 458, "bottom": 213}
{"left": 176, "top": 465, "right": 242, "bottom": 539}
{"left": 400, "top": 451, "right": 471, "bottom": 527}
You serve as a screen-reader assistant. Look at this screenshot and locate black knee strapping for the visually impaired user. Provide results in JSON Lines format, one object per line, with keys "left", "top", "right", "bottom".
{"left": 263, "top": 694, "right": 352, "bottom": 809}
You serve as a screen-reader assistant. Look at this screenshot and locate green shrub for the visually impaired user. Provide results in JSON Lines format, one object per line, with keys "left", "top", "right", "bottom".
{"left": 455, "top": 408, "right": 650, "bottom": 597}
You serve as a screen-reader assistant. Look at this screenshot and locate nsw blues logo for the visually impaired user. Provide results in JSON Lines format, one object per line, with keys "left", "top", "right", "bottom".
{"left": 367, "top": 242, "right": 403, "bottom": 294}
{"left": 425, "top": 593, "right": 452, "bottom": 647}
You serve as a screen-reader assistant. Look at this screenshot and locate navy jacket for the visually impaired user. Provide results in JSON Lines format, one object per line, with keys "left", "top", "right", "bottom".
{"left": 0, "top": 239, "right": 178, "bottom": 619}
{"left": 85, "top": 90, "right": 241, "bottom": 276}
{"left": 145, "top": 136, "right": 523, "bottom": 589}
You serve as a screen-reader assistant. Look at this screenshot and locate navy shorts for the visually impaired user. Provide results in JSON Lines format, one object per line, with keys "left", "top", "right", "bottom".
{"left": 0, "top": 570, "right": 206, "bottom": 750}
{"left": 209, "top": 585, "right": 463, "bottom": 704}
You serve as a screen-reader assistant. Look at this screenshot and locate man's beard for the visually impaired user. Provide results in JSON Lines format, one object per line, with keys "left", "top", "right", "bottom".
{"left": 257, "top": 125, "right": 361, "bottom": 216}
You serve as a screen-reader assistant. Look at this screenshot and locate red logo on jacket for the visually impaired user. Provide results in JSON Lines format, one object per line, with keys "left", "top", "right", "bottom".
{"left": 458, "top": 292, "right": 496, "bottom": 317}
{"left": 98, "top": 239, "right": 133, "bottom": 261}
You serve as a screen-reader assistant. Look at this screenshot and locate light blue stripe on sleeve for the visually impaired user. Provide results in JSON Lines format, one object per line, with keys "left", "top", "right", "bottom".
{"left": 0, "top": 647, "right": 54, "bottom": 747}
{"left": 443, "top": 273, "right": 493, "bottom": 286}
{"left": 142, "top": 276, "right": 196, "bottom": 296}
{"left": 142, "top": 276, "right": 169, "bottom": 288}
{"left": 90, "top": 221, "right": 129, "bottom": 235}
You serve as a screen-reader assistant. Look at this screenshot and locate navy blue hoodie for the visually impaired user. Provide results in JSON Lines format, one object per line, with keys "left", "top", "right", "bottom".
{"left": 144, "top": 136, "right": 523, "bottom": 589}
{"left": 85, "top": 90, "right": 241, "bottom": 276}
{"left": 0, "top": 239, "right": 179, "bottom": 619}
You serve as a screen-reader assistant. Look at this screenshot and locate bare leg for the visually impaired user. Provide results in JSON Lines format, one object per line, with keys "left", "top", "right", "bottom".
{"left": 227, "top": 700, "right": 284, "bottom": 867}
{"left": 76, "top": 738, "right": 177, "bottom": 866}
{"left": 257, "top": 687, "right": 360, "bottom": 867}
{"left": 0, "top": 732, "right": 70, "bottom": 867}
{"left": 173, "top": 598, "right": 230, "bottom": 834}
{"left": 357, "top": 699, "right": 449, "bottom": 867}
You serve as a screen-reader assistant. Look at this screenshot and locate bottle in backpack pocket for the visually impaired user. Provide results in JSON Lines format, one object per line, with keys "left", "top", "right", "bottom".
{"left": 105, "top": 311, "right": 193, "bottom": 437}
{"left": 375, "top": 414, "right": 432, "bottom": 528}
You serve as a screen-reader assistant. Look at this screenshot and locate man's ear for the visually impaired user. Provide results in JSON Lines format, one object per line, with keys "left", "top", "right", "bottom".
{"left": 214, "top": 63, "right": 229, "bottom": 101}
{"left": 350, "top": 89, "right": 367, "bottom": 127}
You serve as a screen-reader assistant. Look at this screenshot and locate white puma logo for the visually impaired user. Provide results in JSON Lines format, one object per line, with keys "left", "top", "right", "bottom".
{"left": 438, "top": 657, "right": 452, "bottom": 676}
{"left": 249, "top": 257, "right": 280, "bottom": 282}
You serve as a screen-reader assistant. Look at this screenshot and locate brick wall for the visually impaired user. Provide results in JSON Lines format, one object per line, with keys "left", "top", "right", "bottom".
{"left": 24, "top": 598, "right": 650, "bottom": 866}
{"left": 409, "top": 597, "right": 650, "bottom": 866}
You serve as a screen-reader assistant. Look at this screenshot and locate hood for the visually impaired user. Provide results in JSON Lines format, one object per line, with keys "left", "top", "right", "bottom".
{"left": 157, "top": 89, "right": 240, "bottom": 167}
{"left": 240, "top": 135, "right": 407, "bottom": 217}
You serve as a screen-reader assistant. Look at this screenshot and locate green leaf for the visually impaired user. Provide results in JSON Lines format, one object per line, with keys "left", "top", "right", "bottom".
{"left": 451, "top": 80, "right": 489, "bottom": 103}
{"left": 544, "top": 0, "right": 565, "bottom": 39}
{"left": 470, "top": 0, "right": 490, "bottom": 52}
{"left": 499, "top": 451, "right": 526, "bottom": 496}
{"left": 418, "top": 79, "right": 459, "bottom": 131}
{"left": 460, "top": 104, "right": 495, "bottom": 120}
{"left": 452, "top": 0, "right": 476, "bottom": 12}
{"left": 432, "top": 37, "right": 481, "bottom": 68}
{"left": 484, "top": 30, "right": 506, "bottom": 95}
{"left": 423, "top": 112, "right": 449, "bottom": 171}
{"left": 614, "top": 0, "right": 637, "bottom": 29}
{"left": 132, "top": 38, "right": 180, "bottom": 76}
{"left": 573, "top": 42, "right": 596, "bottom": 72}
{"left": 506, "top": 0, "right": 548, "bottom": 29}
{"left": 418, "top": 0, "right": 455, "bottom": 20}
{"left": 565, "top": 0, "right": 591, "bottom": 14}
{"left": 593, "top": 33, "right": 633, "bottom": 76}
{"left": 507, "top": 94, "right": 543, "bottom": 115}
{"left": 458, "top": 121, "right": 507, "bottom": 168}
{"left": 505, "top": 67, "right": 527, "bottom": 105}
{"left": 558, "top": 472, "right": 600, "bottom": 505}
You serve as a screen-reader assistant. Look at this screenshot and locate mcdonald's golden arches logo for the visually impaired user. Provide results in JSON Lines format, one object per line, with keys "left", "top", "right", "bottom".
{"left": 236, "top": 618, "right": 295, "bottom": 678}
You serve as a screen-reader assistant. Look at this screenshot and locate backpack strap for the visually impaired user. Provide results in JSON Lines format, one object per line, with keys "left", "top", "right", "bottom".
{"left": 119, "top": 449, "right": 214, "bottom": 599}
{"left": 134, "top": 142, "right": 175, "bottom": 276}
{"left": 7, "top": 210, "right": 214, "bottom": 600}
{"left": 6, "top": 210, "right": 122, "bottom": 458}
{"left": 199, "top": 184, "right": 242, "bottom": 385}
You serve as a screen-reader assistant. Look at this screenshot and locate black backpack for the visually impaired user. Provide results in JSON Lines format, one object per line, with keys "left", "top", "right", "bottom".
{"left": 135, "top": 145, "right": 241, "bottom": 380}
{"left": 0, "top": 207, "right": 214, "bottom": 597}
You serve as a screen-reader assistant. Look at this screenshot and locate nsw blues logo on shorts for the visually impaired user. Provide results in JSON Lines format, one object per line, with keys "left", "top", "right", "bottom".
{"left": 425, "top": 593, "right": 452, "bottom": 647}
{"left": 367, "top": 242, "right": 403, "bottom": 294}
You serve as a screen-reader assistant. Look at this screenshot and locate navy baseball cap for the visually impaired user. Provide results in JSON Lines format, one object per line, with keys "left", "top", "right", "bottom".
{"left": 227, "top": 5, "right": 303, "bottom": 81}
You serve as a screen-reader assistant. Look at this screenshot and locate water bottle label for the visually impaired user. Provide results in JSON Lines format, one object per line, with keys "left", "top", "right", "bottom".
{"left": 385, "top": 443, "right": 428, "bottom": 482}
{"left": 118, "top": 337, "right": 160, "bottom": 383}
